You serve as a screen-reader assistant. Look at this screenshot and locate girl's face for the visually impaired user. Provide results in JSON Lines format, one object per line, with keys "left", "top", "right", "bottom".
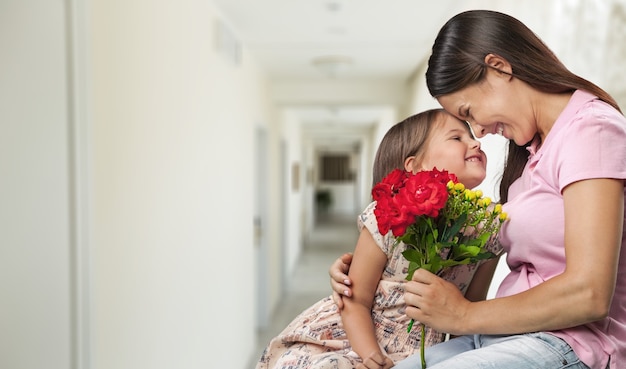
{"left": 408, "top": 114, "right": 487, "bottom": 189}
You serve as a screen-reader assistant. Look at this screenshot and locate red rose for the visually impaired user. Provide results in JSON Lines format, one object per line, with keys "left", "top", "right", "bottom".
{"left": 429, "top": 167, "right": 458, "bottom": 185}
{"left": 372, "top": 182, "right": 392, "bottom": 203}
{"left": 401, "top": 172, "right": 449, "bottom": 218}
{"left": 372, "top": 168, "right": 453, "bottom": 237}
{"left": 372, "top": 169, "right": 407, "bottom": 200}
{"left": 374, "top": 197, "right": 394, "bottom": 235}
{"left": 388, "top": 198, "right": 417, "bottom": 236}
{"left": 382, "top": 168, "right": 407, "bottom": 188}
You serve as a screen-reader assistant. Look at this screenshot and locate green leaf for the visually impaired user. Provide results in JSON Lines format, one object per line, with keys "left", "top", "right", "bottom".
{"left": 406, "top": 261, "right": 420, "bottom": 280}
{"left": 402, "top": 249, "right": 424, "bottom": 264}
{"left": 474, "top": 251, "right": 497, "bottom": 260}
{"left": 461, "top": 245, "right": 482, "bottom": 257}
{"left": 442, "top": 213, "right": 467, "bottom": 241}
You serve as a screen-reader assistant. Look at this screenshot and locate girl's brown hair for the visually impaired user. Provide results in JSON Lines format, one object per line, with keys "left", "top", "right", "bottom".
{"left": 425, "top": 10, "right": 622, "bottom": 202}
{"left": 372, "top": 109, "right": 463, "bottom": 187}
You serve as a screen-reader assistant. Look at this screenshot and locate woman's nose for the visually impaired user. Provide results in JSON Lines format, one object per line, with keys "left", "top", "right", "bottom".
{"left": 470, "top": 122, "right": 487, "bottom": 138}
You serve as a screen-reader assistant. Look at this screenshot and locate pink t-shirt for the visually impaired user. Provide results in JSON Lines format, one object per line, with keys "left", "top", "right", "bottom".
{"left": 496, "top": 90, "right": 626, "bottom": 369}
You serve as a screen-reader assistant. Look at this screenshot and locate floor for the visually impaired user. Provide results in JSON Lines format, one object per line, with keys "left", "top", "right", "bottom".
{"left": 247, "top": 212, "right": 359, "bottom": 368}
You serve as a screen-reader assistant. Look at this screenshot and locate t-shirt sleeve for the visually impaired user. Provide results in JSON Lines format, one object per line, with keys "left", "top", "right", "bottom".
{"left": 557, "top": 101, "right": 626, "bottom": 191}
{"left": 357, "top": 201, "right": 397, "bottom": 256}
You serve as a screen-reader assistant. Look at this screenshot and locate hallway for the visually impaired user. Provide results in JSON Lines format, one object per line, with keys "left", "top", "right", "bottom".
{"left": 249, "top": 212, "right": 360, "bottom": 367}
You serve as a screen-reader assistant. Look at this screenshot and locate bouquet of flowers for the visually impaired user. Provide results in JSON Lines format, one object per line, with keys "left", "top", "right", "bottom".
{"left": 372, "top": 168, "right": 507, "bottom": 368}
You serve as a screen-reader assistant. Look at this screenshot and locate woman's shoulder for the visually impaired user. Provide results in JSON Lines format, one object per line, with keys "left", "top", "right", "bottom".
{"left": 570, "top": 90, "right": 625, "bottom": 127}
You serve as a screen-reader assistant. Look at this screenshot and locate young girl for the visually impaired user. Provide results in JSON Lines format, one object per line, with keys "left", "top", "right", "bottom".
{"left": 255, "top": 109, "right": 502, "bottom": 369}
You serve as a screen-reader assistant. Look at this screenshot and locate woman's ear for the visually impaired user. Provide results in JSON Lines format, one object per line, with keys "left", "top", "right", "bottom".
{"left": 484, "top": 53, "right": 512, "bottom": 77}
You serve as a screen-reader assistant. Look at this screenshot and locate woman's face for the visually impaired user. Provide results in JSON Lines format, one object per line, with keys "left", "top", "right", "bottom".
{"left": 414, "top": 114, "right": 487, "bottom": 189}
{"left": 437, "top": 68, "right": 537, "bottom": 146}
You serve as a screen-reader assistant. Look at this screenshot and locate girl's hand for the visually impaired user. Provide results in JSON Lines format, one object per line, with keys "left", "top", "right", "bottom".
{"left": 356, "top": 351, "right": 394, "bottom": 369}
{"left": 329, "top": 252, "right": 354, "bottom": 310}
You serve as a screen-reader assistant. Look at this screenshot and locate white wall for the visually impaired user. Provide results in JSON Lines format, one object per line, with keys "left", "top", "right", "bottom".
{"left": 88, "top": 2, "right": 276, "bottom": 368}
{"left": 281, "top": 109, "right": 305, "bottom": 278}
{"left": 0, "top": 2, "right": 73, "bottom": 368}
{"left": 2, "top": 1, "right": 275, "bottom": 369}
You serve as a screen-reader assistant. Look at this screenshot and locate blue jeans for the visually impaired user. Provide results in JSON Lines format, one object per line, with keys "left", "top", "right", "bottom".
{"left": 392, "top": 333, "right": 590, "bottom": 369}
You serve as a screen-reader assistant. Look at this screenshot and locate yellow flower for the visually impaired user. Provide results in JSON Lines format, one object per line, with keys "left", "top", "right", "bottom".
{"left": 475, "top": 190, "right": 483, "bottom": 198}
{"left": 499, "top": 212, "right": 508, "bottom": 221}
{"left": 454, "top": 183, "right": 465, "bottom": 192}
{"left": 494, "top": 203, "right": 503, "bottom": 213}
{"left": 483, "top": 197, "right": 492, "bottom": 207}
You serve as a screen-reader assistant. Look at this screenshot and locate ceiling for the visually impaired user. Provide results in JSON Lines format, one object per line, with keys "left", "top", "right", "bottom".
{"left": 213, "top": 0, "right": 462, "bottom": 81}
{"left": 211, "top": 0, "right": 488, "bottom": 149}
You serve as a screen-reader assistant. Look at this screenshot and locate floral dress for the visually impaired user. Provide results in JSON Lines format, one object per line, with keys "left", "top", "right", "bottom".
{"left": 256, "top": 202, "right": 502, "bottom": 369}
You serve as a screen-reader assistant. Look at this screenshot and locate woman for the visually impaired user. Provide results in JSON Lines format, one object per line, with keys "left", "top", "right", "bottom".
{"left": 329, "top": 10, "right": 625, "bottom": 369}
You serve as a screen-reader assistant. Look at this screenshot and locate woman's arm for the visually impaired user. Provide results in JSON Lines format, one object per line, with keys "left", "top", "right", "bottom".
{"left": 341, "top": 228, "right": 393, "bottom": 368}
{"left": 405, "top": 178, "right": 624, "bottom": 335}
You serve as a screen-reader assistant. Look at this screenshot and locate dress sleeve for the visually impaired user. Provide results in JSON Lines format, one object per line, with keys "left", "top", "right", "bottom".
{"left": 357, "top": 201, "right": 398, "bottom": 256}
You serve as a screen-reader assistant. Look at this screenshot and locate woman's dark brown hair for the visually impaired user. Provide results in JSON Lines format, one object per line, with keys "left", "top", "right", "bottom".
{"left": 425, "top": 10, "right": 622, "bottom": 202}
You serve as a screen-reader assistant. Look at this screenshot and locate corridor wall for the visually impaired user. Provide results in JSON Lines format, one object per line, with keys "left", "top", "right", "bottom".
{"left": 1, "top": 1, "right": 277, "bottom": 369}
{"left": 89, "top": 2, "right": 276, "bottom": 369}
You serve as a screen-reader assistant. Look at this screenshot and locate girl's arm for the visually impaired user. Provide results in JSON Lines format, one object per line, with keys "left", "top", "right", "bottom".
{"left": 341, "top": 228, "right": 393, "bottom": 368}
{"left": 463, "top": 256, "right": 499, "bottom": 302}
{"left": 405, "top": 178, "right": 623, "bottom": 335}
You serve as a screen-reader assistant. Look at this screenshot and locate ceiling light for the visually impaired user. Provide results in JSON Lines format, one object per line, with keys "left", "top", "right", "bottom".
{"left": 312, "top": 55, "right": 353, "bottom": 78}
{"left": 326, "top": 1, "right": 341, "bottom": 12}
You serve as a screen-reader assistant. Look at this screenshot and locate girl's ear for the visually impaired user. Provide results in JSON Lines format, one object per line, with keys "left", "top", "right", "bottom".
{"left": 404, "top": 155, "right": 420, "bottom": 173}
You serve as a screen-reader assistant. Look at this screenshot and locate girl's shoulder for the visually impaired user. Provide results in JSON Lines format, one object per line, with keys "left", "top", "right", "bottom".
{"left": 358, "top": 201, "right": 397, "bottom": 255}
{"left": 357, "top": 201, "right": 378, "bottom": 230}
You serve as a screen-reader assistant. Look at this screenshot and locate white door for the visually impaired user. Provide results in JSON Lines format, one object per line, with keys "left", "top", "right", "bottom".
{"left": 254, "top": 127, "right": 270, "bottom": 328}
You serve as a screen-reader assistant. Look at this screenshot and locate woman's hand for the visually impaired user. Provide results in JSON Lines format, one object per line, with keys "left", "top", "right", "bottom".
{"left": 329, "top": 252, "right": 354, "bottom": 310}
{"left": 404, "top": 268, "right": 472, "bottom": 335}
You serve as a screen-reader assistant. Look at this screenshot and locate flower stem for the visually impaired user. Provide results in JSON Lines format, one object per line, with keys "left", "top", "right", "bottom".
{"left": 407, "top": 321, "right": 427, "bottom": 368}
{"left": 420, "top": 323, "right": 427, "bottom": 369}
